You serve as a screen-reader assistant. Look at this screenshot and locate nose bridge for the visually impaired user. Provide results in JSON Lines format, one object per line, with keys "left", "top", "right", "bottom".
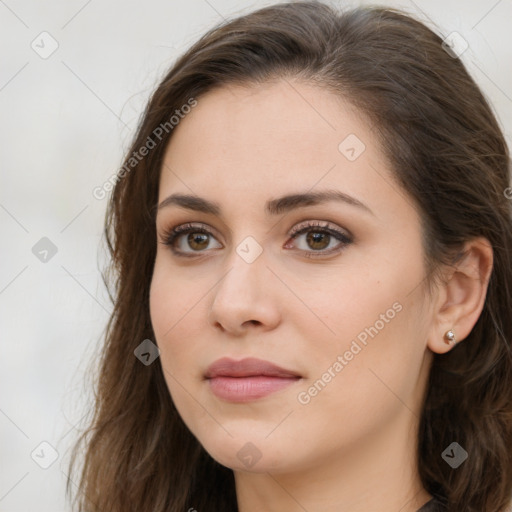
{"left": 216, "top": 233, "right": 267, "bottom": 299}
{"left": 208, "top": 231, "right": 278, "bottom": 332}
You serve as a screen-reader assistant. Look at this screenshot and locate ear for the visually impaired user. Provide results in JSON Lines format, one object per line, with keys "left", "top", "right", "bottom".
{"left": 427, "top": 237, "right": 493, "bottom": 354}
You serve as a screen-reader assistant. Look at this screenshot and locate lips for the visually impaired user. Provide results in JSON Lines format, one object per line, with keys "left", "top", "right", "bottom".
{"left": 205, "top": 357, "right": 301, "bottom": 379}
{"left": 205, "top": 357, "right": 302, "bottom": 402}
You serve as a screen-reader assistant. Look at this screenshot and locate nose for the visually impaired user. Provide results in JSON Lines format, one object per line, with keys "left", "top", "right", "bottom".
{"left": 208, "top": 245, "right": 281, "bottom": 336}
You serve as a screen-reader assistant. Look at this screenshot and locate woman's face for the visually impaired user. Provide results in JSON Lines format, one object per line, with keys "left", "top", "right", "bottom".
{"left": 150, "top": 79, "right": 435, "bottom": 475}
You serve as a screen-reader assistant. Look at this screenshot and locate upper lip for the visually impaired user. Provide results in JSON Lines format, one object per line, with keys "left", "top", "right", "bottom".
{"left": 205, "top": 357, "right": 301, "bottom": 379}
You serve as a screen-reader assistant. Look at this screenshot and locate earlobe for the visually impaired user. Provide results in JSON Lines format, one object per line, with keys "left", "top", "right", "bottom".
{"left": 443, "top": 329, "right": 457, "bottom": 347}
{"left": 427, "top": 237, "right": 493, "bottom": 354}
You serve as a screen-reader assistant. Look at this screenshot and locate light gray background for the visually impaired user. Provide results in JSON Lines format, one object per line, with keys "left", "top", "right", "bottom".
{"left": 1, "top": 0, "right": 511, "bottom": 510}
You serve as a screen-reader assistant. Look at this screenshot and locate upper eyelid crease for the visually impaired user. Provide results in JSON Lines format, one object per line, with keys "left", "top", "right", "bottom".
{"left": 155, "top": 189, "right": 374, "bottom": 218}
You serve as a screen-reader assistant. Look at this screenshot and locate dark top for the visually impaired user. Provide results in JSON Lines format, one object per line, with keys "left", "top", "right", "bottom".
{"left": 417, "top": 497, "right": 446, "bottom": 511}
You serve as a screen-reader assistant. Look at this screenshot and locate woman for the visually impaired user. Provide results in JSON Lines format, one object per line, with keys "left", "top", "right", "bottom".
{"left": 69, "top": 2, "right": 512, "bottom": 511}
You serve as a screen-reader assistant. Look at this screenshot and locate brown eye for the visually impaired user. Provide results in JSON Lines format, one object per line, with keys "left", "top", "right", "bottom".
{"left": 160, "top": 223, "right": 222, "bottom": 256}
{"left": 186, "top": 232, "right": 210, "bottom": 251}
{"left": 305, "top": 231, "right": 331, "bottom": 251}
{"left": 286, "top": 221, "right": 353, "bottom": 258}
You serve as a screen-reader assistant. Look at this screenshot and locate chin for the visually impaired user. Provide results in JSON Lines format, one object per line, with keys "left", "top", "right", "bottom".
{"left": 196, "top": 428, "right": 291, "bottom": 473}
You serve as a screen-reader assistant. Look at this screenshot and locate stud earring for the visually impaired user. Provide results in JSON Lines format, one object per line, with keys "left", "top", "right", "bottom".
{"left": 444, "top": 329, "right": 456, "bottom": 346}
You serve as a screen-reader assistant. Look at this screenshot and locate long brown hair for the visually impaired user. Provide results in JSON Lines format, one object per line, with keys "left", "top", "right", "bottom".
{"left": 68, "top": 2, "right": 512, "bottom": 510}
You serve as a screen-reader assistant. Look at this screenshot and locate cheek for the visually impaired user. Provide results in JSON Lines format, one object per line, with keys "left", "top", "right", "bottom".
{"left": 149, "top": 255, "right": 200, "bottom": 331}
{"left": 149, "top": 264, "right": 175, "bottom": 341}
{"left": 293, "top": 309, "right": 424, "bottom": 454}
{"left": 293, "top": 260, "right": 427, "bottom": 414}
{"left": 149, "top": 258, "right": 217, "bottom": 391}
{"left": 149, "top": 264, "right": 204, "bottom": 422}
{"left": 149, "top": 261, "right": 196, "bottom": 365}
{"left": 284, "top": 269, "right": 401, "bottom": 361}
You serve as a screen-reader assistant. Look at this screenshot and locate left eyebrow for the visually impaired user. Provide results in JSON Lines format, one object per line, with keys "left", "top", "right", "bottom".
{"left": 156, "top": 189, "right": 374, "bottom": 217}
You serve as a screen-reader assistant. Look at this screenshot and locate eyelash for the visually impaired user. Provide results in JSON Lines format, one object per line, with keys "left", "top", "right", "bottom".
{"left": 159, "top": 221, "right": 353, "bottom": 259}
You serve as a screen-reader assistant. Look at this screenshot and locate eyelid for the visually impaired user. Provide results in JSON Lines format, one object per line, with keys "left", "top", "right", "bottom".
{"left": 287, "top": 219, "right": 353, "bottom": 240}
{"left": 284, "top": 220, "right": 353, "bottom": 258}
{"left": 158, "top": 222, "right": 221, "bottom": 257}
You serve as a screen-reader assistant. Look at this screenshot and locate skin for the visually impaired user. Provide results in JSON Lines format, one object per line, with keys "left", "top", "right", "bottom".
{"left": 149, "top": 79, "right": 493, "bottom": 512}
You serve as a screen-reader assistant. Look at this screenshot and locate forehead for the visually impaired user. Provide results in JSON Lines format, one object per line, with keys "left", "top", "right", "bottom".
{"left": 165, "top": 81, "right": 369, "bottom": 159}
{"left": 161, "top": 81, "right": 378, "bottom": 179}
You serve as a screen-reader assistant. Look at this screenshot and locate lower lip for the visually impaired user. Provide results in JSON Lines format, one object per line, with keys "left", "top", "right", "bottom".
{"left": 207, "top": 376, "right": 300, "bottom": 402}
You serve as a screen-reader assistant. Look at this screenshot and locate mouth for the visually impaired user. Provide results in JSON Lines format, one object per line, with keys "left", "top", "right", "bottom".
{"left": 204, "top": 357, "right": 302, "bottom": 403}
